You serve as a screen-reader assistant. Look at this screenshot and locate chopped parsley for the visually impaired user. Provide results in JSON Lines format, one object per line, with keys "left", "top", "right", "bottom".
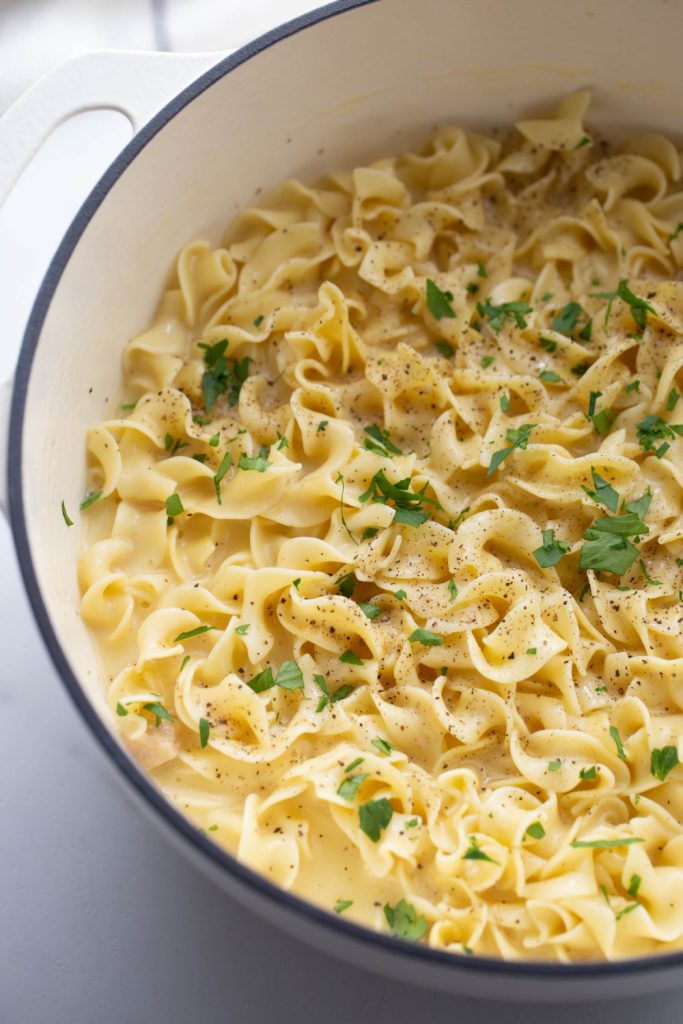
{"left": 276, "top": 432, "right": 289, "bottom": 449}
{"left": 174, "top": 625, "right": 216, "bottom": 642}
{"left": 480, "top": 355, "right": 495, "bottom": 369}
{"left": 527, "top": 647, "right": 537, "bottom": 655}
{"left": 61, "top": 501, "right": 73, "bottom": 526}
{"left": 80, "top": 490, "right": 102, "bottom": 510}
{"left": 359, "top": 470, "right": 440, "bottom": 527}
{"left": 476, "top": 299, "right": 532, "bottom": 334}
{"left": 208, "top": 432, "right": 220, "bottom": 447}
{"left": 540, "top": 336, "right": 557, "bottom": 353}
{"left": 592, "top": 408, "right": 615, "bottom": 436}
{"left": 253, "top": 314, "right": 264, "bottom": 327}
{"left": 463, "top": 835, "right": 499, "bottom": 865}
{"left": 165, "top": 493, "right": 184, "bottom": 520}
{"left": 334, "top": 899, "right": 353, "bottom": 914}
{"left": 592, "top": 280, "right": 656, "bottom": 332}
{"left": 314, "top": 674, "right": 354, "bottom": 711}
{"left": 533, "top": 528, "right": 570, "bottom": 568}
{"left": 340, "top": 649, "right": 364, "bottom": 665}
{"left": 238, "top": 445, "right": 270, "bottom": 472}
{"left": 500, "top": 393, "right": 510, "bottom": 412}
{"left": 571, "top": 362, "right": 590, "bottom": 377}
{"left": 552, "top": 302, "right": 584, "bottom": 336}
{"left": 434, "top": 339, "right": 455, "bottom": 359}
{"left": 198, "top": 339, "right": 251, "bottom": 411}
{"left": 571, "top": 837, "right": 644, "bottom": 849}
{"left": 526, "top": 822, "right": 545, "bottom": 840}
{"left": 199, "top": 717, "right": 210, "bottom": 748}
{"left": 477, "top": 261, "right": 488, "bottom": 278}
{"left": 358, "top": 798, "right": 394, "bottom": 842}
{"left": 337, "top": 773, "right": 369, "bottom": 801}
{"left": 625, "top": 379, "right": 640, "bottom": 394}
{"left": 651, "top": 745, "right": 679, "bottom": 782}
{"left": 317, "top": 420, "right": 329, "bottom": 434}
{"left": 363, "top": 424, "right": 402, "bottom": 457}
{"left": 335, "top": 472, "right": 358, "bottom": 546}
{"left": 372, "top": 737, "right": 395, "bottom": 756}
{"left": 426, "top": 279, "right": 456, "bottom": 319}
{"left": 247, "top": 659, "right": 304, "bottom": 694}
{"left": 579, "top": 499, "right": 650, "bottom": 575}
{"left": 408, "top": 628, "right": 443, "bottom": 646}
{"left": 358, "top": 602, "right": 381, "bottom": 620}
{"left": 579, "top": 766, "right": 597, "bottom": 780}
{"left": 345, "top": 757, "right": 365, "bottom": 773}
{"left": 235, "top": 623, "right": 250, "bottom": 636}
{"left": 394, "top": 589, "right": 407, "bottom": 601}
{"left": 667, "top": 388, "right": 680, "bottom": 412}
{"left": 383, "top": 899, "right": 427, "bottom": 941}
{"left": 338, "top": 572, "right": 356, "bottom": 598}
{"left": 142, "top": 701, "right": 175, "bottom": 727}
{"left": 548, "top": 759, "right": 562, "bottom": 772}
{"left": 116, "top": 702, "right": 128, "bottom": 716}
{"left": 636, "top": 414, "right": 683, "bottom": 458}
{"left": 628, "top": 874, "right": 642, "bottom": 899}
{"left": 575, "top": 135, "right": 591, "bottom": 149}
{"left": 609, "top": 725, "right": 627, "bottom": 762}
{"left": 448, "top": 578, "right": 458, "bottom": 602}
{"left": 487, "top": 424, "right": 535, "bottom": 476}
{"left": 582, "top": 468, "right": 619, "bottom": 513}
{"left": 213, "top": 451, "right": 232, "bottom": 504}
{"left": 539, "top": 369, "right": 562, "bottom": 383}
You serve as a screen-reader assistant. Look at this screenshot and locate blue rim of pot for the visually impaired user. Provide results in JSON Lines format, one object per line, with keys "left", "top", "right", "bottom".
{"left": 7, "top": 0, "right": 683, "bottom": 982}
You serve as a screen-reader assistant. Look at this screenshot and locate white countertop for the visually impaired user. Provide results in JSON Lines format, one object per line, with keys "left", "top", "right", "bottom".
{"left": 1, "top": 4, "right": 682, "bottom": 1021}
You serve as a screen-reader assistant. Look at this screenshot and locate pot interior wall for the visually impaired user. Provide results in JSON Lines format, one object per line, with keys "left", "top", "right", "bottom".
{"left": 17, "top": 0, "right": 683, "bottom": 723}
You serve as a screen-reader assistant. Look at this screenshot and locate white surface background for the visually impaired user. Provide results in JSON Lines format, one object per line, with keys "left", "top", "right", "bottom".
{"left": 2, "top": 1, "right": 683, "bottom": 1021}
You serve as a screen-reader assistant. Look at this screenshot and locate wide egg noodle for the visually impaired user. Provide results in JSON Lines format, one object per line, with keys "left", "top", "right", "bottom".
{"left": 78, "top": 92, "right": 683, "bottom": 961}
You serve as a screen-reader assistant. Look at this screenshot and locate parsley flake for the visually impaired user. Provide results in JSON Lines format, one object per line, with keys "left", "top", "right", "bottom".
{"left": 334, "top": 899, "right": 353, "bottom": 914}
{"left": 338, "top": 773, "right": 369, "bottom": 801}
{"left": 552, "top": 302, "right": 584, "bottom": 336}
{"left": 340, "top": 649, "right": 364, "bottom": 665}
{"left": 651, "top": 746, "right": 679, "bottom": 782}
{"left": 582, "top": 468, "right": 619, "bottom": 513}
{"left": 408, "top": 628, "right": 443, "bottom": 646}
{"left": 477, "top": 299, "right": 532, "bottom": 333}
{"left": 363, "top": 424, "right": 402, "bottom": 457}
{"left": 526, "top": 822, "right": 545, "bottom": 840}
{"left": 198, "top": 339, "right": 251, "bottom": 411}
{"left": 213, "top": 451, "right": 232, "bottom": 504}
{"left": 199, "top": 717, "right": 210, "bottom": 748}
{"left": 174, "top": 625, "right": 216, "bottom": 642}
{"left": 238, "top": 445, "right": 270, "bottom": 472}
{"left": 61, "top": 501, "right": 73, "bottom": 526}
{"left": 533, "top": 528, "right": 570, "bottom": 568}
{"left": 592, "top": 280, "right": 656, "bottom": 332}
{"left": 426, "top": 279, "right": 456, "bottom": 319}
{"left": 80, "top": 490, "right": 102, "bottom": 510}
{"left": 571, "top": 837, "right": 644, "bottom": 849}
{"left": 434, "top": 340, "right": 455, "bottom": 359}
{"left": 358, "top": 798, "right": 394, "bottom": 842}
{"left": 610, "top": 725, "right": 627, "bottom": 762}
{"left": 487, "top": 424, "right": 535, "bottom": 476}
{"left": 143, "top": 701, "right": 175, "bottom": 727}
{"left": 463, "top": 835, "right": 499, "bottom": 865}
{"left": 383, "top": 899, "right": 427, "bottom": 941}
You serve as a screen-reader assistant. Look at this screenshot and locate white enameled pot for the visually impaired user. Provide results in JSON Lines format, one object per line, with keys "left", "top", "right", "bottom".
{"left": 2, "top": 0, "right": 683, "bottom": 1001}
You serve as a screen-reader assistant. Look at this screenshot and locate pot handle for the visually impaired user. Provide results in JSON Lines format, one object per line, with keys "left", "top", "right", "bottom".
{"left": 0, "top": 49, "right": 223, "bottom": 209}
{"left": 0, "top": 49, "right": 226, "bottom": 514}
